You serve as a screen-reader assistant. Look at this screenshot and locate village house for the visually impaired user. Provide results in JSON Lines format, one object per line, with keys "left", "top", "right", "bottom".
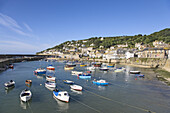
{"left": 125, "top": 50, "right": 135, "bottom": 59}
{"left": 135, "top": 43, "right": 147, "bottom": 50}
{"left": 137, "top": 48, "right": 167, "bottom": 58}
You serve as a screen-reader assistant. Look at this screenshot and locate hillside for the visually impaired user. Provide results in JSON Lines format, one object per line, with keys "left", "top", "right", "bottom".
{"left": 37, "top": 28, "right": 170, "bottom": 54}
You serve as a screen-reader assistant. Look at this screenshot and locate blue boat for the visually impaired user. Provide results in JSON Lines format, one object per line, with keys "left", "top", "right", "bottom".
{"left": 78, "top": 73, "right": 91, "bottom": 79}
{"left": 135, "top": 74, "right": 144, "bottom": 77}
{"left": 93, "top": 79, "right": 109, "bottom": 86}
{"left": 34, "top": 68, "right": 46, "bottom": 74}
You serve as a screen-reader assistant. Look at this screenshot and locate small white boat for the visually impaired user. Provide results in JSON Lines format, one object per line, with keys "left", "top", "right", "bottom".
{"left": 129, "top": 71, "right": 140, "bottom": 74}
{"left": 87, "top": 66, "right": 95, "bottom": 71}
{"left": 114, "top": 69, "right": 123, "bottom": 72}
{"left": 4, "top": 80, "right": 15, "bottom": 89}
{"left": 53, "top": 89, "right": 70, "bottom": 103}
{"left": 100, "top": 66, "right": 109, "bottom": 71}
{"left": 45, "top": 81, "right": 56, "bottom": 88}
{"left": 70, "top": 85, "right": 82, "bottom": 91}
{"left": 46, "top": 75, "right": 56, "bottom": 81}
{"left": 63, "top": 80, "right": 74, "bottom": 84}
{"left": 71, "top": 71, "right": 83, "bottom": 75}
{"left": 20, "top": 89, "right": 32, "bottom": 102}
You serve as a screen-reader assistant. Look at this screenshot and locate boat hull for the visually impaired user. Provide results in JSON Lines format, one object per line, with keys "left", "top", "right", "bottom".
{"left": 130, "top": 71, "right": 140, "bottom": 74}
{"left": 93, "top": 81, "right": 109, "bottom": 86}
{"left": 70, "top": 85, "right": 82, "bottom": 91}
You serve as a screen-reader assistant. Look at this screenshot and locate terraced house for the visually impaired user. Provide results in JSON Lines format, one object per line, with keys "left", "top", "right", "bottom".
{"left": 137, "top": 48, "right": 168, "bottom": 58}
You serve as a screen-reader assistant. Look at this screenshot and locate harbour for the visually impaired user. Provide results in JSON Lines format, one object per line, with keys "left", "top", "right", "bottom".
{"left": 0, "top": 60, "right": 170, "bottom": 113}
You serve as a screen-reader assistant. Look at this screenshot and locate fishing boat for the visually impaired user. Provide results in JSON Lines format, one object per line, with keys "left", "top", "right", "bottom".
{"left": 45, "top": 81, "right": 56, "bottom": 88}
{"left": 129, "top": 71, "right": 140, "bottom": 74}
{"left": 70, "top": 85, "right": 82, "bottom": 91}
{"left": 100, "top": 67, "right": 109, "bottom": 71}
{"left": 78, "top": 73, "right": 91, "bottom": 79}
{"left": 25, "top": 80, "right": 32, "bottom": 85}
{"left": 46, "top": 75, "right": 56, "bottom": 81}
{"left": 64, "top": 66, "right": 74, "bottom": 70}
{"left": 107, "top": 64, "right": 115, "bottom": 68}
{"left": 46, "top": 65, "right": 55, "bottom": 70}
{"left": 53, "top": 89, "right": 70, "bottom": 103}
{"left": 34, "top": 68, "right": 46, "bottom": 74}
{"left": 4, "top": 80, "right": 15, "bottom": 89}
{"left": 63, "top": 80, "right": 74, "bottom": 84}
{"left": 135, "top": 74, "right": 145, "bottom": 77}
{"left": 93, "top": 79, "right": 109, "bottom": 86}
{"left": 20, "top": 89, "right": 32, "bottom": 102}
{"left": 71, "top": 71, "right": 83, "bottom": 75}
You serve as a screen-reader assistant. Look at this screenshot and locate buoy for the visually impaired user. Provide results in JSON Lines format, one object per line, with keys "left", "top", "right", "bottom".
{"left": 40, "top": 84, "right": 42, "bottom": 86}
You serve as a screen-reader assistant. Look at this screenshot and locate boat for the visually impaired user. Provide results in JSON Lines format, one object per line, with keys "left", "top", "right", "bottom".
{"left": 34, "top": 68, "right": 46, "bottom": 74}
{"left": 63, "top": 80, "right": 74, "bottom": 84}
{"left": 53, "top": 89, "right": 70, "bottom": 103}
{"left": 135, "top": 74, "right": 145, "bottom": 77}
{"left": 45, "top": 81, "right": 56, "bottom": 88}
{"left": 107, "top": 64, "right": 115, "bottom": 67}
{"left": 93, "top": 63, "right": 102, "bottom": 67}
{"left": 86, "top": 71, "right": 92, "bottom": 73}
{"left": 46, "top": 75, "right": 56, "bottom": 81}
{"left": 20, "top": 89, "right": 32, "bottom": 102}
{"left": 70, "top": 85, "right": 82, "bottom": 91}
{"left": 71, "top": 71, "right": 83, "bottom": 75}
{"left": 87, "top": 66, "right": 95, "bottom": 71}
{"left": 47, "top": 65, "right": 55, "bottom": 70}
{"left": 93, "top": 79, "right": 109, "bottom": 86}
{"left": 66, "top": 62, "right": 76, "bottom": 67}
{"left": 25, "top": 80, "right": 32, "bottom": 85}
{"left": 78, "top": 73, "right": 91, "bottom": 79}
{"left": 80, "top": 63, "right": 87, "bottom": 67}
{"left": 130, "top": 71, "right": 140, "bottom": 74}
{"left": 114, "top": 69, "right": 123, "bottom": 72}
{"left": 100, "top": 67, "right": 109, "bottom": 71}
{"left": 4, "top": 80, "right": 15, "bottom": 89}
{"left": 64, "top": 66, "right": 74, "bottom": 70}
{"left": 8, "top": 64, "right": 14, "bottom": 69}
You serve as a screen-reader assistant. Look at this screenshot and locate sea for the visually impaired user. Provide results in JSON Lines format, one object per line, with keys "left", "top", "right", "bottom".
{"left": 0, "top": 60, "right": 170, "bottom": 113}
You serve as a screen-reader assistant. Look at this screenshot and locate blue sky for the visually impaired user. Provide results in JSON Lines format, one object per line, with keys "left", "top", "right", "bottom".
{"left": 0, "top": 0, "right": 170, "bottom": 54}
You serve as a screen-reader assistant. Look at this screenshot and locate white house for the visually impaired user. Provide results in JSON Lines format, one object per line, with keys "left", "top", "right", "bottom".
{"left": 125, "top": 51, "right": 134, "bottom": 59}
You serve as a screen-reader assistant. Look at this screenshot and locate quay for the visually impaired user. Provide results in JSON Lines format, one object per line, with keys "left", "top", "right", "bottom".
{"left": 0, "top": 54, "right": 47, "bottom": 71}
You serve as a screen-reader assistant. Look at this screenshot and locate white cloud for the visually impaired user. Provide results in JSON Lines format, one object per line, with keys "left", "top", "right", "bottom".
{"left": 23, "top": 23, "right": 33, "bottom": 32}
{"left": 0, "top": 13, "right": 32, "bottom": 37}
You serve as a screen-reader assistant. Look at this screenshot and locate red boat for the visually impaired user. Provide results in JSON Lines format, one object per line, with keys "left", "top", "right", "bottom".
{"left": 47, "top": 65, "right": 55, "bottom": 70}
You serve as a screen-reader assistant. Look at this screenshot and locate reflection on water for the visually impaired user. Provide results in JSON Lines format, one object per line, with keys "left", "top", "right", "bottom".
{"left": 5, "top": 86, "right": 15, "bottom": 94}
{"left": 20, "top": 101, "right": 28, "bottom": 109}
{"left": 70, "top": 89, "right": 83, "bottom": 95}
{"left": 35, "top": 74, "right": 44, "bottom": 79}
{"left": 98, "top": 86, "right": 106, "bottom": 90}
{"left": 53, "top": 96, "right": 69, "bottom": 112}
{"left": 25, "top": 84, "right": 32, "bottom": 88}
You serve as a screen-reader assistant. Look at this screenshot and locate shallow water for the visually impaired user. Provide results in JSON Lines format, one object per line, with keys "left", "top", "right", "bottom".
{"left": 0, "top": 61, "right": 170, "bottom": 113}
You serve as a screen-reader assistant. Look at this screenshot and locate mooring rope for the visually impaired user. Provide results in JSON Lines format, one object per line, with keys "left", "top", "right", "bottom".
{"left": 83, "top": 88, "right": 156, "bottom": 113}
